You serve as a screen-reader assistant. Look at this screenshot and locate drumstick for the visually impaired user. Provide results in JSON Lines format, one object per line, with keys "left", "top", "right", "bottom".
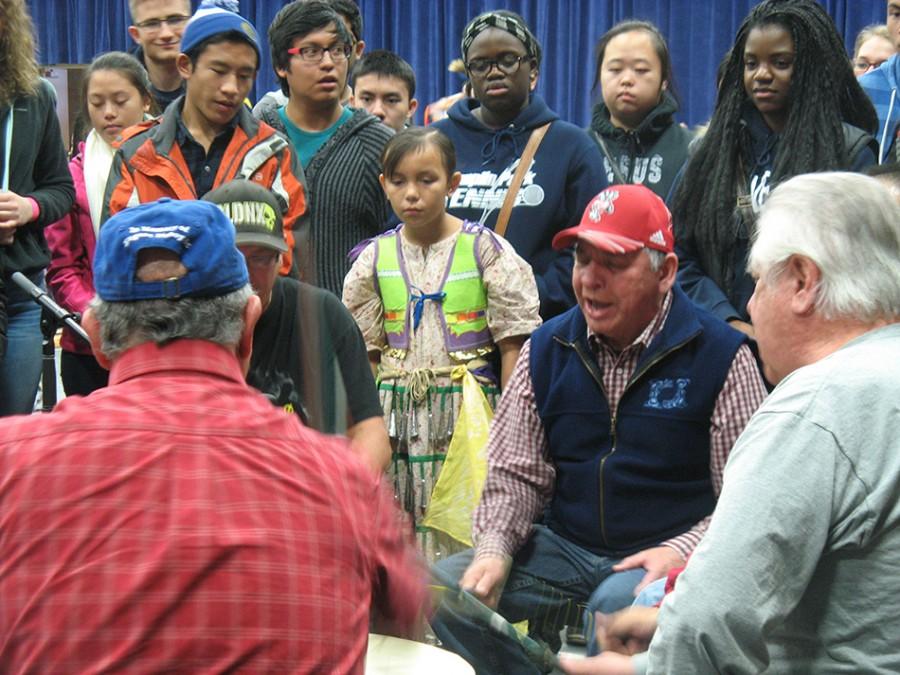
{"left": 430, "top": 566, "right": 560, "bottom": 673}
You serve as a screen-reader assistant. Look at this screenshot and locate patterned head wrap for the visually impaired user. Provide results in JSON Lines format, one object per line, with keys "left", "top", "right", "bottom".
{"left": 461, "top": 11, "right": 542, "bottom": 67}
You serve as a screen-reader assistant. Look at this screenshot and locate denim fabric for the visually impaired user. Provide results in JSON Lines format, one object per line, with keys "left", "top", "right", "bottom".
{"left": 431, "top": 525, "right": 639, "bottom": 675}
{"left": 583, "top": 572, "right": 664, "bottom": 655}
{"left": 0, "top": 271, "right": 43, "bottom": 416}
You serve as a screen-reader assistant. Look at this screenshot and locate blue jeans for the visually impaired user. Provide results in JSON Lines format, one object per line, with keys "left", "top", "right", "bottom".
{"left": 584, "top": 574, "right": 664, "bottom": 655}
{"left": 0, "top": 271, "right": 43, "bottom": 416}
{"left": 431, "top": 525, "right": 642, "bottom": 675}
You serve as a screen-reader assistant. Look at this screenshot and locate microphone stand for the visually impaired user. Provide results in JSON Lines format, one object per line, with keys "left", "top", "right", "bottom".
{"left": 11, "top": 272, "right": 91, "bottom": 412}
{"left": 39, "top": 307, "right": 58, "bottom": 412}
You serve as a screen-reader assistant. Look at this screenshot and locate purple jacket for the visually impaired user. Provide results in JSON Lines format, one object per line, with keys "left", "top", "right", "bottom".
{"left": 45, "top": 144, "right": 96, "bottom": 355}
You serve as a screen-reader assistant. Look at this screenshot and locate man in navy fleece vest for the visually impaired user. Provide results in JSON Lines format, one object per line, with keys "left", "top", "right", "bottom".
{"left": 431, "top": 185, "right": 767, "bottom": 674}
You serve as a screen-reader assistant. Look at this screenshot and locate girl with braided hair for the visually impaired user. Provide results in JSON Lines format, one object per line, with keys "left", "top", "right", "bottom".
{"left": 673, "top": 0, "right": 877, "bottom": 339}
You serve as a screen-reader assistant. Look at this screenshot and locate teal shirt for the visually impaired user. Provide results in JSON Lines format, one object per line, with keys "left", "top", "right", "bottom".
{"left": 277, "top": 105, "right": 353, "bottom": 169}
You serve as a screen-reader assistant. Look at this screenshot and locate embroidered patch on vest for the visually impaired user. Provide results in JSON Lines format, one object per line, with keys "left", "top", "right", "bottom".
{"left": 644, "top": 378, "right": 690, "bottom": 410}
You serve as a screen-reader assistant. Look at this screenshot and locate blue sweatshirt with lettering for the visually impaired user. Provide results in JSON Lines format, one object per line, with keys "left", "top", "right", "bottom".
{"left": 432, "top": 94, "right": 607, "bottom": 319}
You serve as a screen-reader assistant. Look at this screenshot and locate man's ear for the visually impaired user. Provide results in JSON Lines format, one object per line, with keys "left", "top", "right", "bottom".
{"left": 354, "top": 39, "right": 366, "bottom": 59}
{"left": 81, "top": 307, "right": 112, "bottom": 371}
{"left": 128, "top": 25, "right": 140, "bottom": 44}
{"left": 657, "top": 252, "right": 679, "bottom": 294}
{"left": 787, "top": 255, "right": 821, "bottom": 316}
{"left": 407, "top": 98, "right": 419, "bottom": 119}
{"left": 237, "top": 293, "right": 262, "bottom": 376}
{"left": 176, "top": 53, "right": 194, "bottom": 80}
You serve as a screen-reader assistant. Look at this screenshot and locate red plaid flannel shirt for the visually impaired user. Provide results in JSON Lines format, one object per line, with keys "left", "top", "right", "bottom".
{"left": 0, "top": 340, "right": 427, "bottom": 673}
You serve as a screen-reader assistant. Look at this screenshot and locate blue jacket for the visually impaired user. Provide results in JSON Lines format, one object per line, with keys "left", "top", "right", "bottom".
{"left": 530, "top": 286, "right": 745, "bottom": 556}
{"left": 860, "top": 53, "right": 900, "bottom": 164}
{"left": 432, "top": 95, "right": 607, "bottom": 319}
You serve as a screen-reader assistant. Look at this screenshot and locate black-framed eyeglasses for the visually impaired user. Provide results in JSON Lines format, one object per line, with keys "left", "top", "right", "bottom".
{"left": 287, "top": 43, "right": 352, "bottom": 64}
{"left": 466, "top": 53, "right": 528, "bottom": 76}
{"left": 134, "top": 14, "right": 190, "bottom": 31}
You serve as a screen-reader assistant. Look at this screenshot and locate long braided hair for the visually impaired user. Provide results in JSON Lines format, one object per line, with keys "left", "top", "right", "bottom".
{"left": 672, "top": 0, "right": 877, "bottom": 294}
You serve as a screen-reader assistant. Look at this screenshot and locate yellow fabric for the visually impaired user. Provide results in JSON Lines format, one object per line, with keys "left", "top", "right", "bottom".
{"left": 422, "top": 367, "right": 493, "bottom": 546}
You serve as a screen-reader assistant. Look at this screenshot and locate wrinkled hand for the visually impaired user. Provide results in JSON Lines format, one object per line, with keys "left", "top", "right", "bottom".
{"left": 459, "top": 555, "right": 511, "bottom": 610}
{"left": 596, "top": 606, "right": 659, "bottom": 655}
{"left": 557, "top": 651, "right": 637, "bottom": 675}
{"left": 727, "top": 319, "right": 755, "bottom": 340}
{"left": 612, "top": 545, "right": 684, "bottom": 595}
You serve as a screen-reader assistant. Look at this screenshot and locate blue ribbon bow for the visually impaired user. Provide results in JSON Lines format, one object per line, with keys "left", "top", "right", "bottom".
{"left": 410, "top": 287, "right": 446, "bottom": 331}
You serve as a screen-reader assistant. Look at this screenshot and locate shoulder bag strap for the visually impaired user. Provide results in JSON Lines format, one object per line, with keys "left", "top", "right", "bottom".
{"left": 591, "top": 129, "right": 628, "bottom": 185}
{"left": 494, "top": 121, "right": 551, "bottom": 238}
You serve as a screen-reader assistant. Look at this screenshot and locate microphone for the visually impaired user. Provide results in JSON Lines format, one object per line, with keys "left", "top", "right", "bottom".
{"left": 11, "top": 272, "right": 91, "bottom": 344}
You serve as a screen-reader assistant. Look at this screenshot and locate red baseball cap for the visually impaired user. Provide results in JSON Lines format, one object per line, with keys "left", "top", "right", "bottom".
{"left": 552, "top": 184, "right": 674, "bottom": 254}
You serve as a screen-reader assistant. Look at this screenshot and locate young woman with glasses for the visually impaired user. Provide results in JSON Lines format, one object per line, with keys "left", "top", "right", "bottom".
{"left": 431, "top": 10, "right": 607, "bottom": 319}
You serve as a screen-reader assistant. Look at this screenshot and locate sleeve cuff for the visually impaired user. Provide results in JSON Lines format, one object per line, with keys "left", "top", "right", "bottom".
{"left": 26, "top": 197, "right": 40, "bottom": 221}
{"left": 474, "top": 533, "right": 515, "bottom": 561}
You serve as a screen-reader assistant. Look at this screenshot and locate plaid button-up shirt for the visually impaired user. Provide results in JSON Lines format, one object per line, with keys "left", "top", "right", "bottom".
{"left": 474, "top": 291, "right": 767, "bottom": 562}
{"left": 0, "top": 339, "right": 426, "bottom": 673}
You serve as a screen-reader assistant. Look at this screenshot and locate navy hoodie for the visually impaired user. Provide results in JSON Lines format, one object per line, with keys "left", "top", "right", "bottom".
{"left": 432, "top": 94, "right": 607, "bottom": 318}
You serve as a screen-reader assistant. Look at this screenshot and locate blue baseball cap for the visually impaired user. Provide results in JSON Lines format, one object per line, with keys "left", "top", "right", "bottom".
{"left": 180, "top": 0, "right": 261, "bottom": 61}
{"left": 94, "top": 198, "right": 249, "bottom": 302}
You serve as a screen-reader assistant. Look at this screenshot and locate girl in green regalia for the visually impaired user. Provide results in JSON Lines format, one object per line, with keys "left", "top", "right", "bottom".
{"left": 342, "top": 127, "right": 541, "bottom": 561}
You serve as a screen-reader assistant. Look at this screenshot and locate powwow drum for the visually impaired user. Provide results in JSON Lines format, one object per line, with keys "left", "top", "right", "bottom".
{"left": 366, "top": 634, "right": 474, "bottom": 674}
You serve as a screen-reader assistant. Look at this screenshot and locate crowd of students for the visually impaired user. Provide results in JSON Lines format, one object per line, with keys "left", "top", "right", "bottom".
{"left": 1, "top": 0, "right": 899, "bottom": 671}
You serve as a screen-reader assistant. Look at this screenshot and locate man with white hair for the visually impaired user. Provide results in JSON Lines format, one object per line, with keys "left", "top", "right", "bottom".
{"left": 642, "top": 172, "right": 900, "bottom": 673}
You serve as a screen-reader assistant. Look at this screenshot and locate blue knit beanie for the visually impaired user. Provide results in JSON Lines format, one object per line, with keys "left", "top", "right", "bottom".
{"left": 180, "top": 0, "right": 260, "bottom": 60}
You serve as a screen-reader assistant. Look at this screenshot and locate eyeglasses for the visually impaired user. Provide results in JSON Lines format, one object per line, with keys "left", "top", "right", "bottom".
{"left": 466, "top": 53, "right": 528, "bottom": 76}
{"left": 134, "top": 14, "right": 190, "bottom": 32}
{"left": 853, "top": 60, "right": 884, "bottom": 74}
{"left": 244, "top": 251, "right": 280, "bottom": 269}
{"left": 287, "top": 43, "right": 352, "bottom": 64}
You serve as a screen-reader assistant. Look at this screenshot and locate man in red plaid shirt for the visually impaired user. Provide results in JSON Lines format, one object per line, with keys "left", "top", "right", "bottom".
{"left": 432, "top": 185, "right": 767, "bottom": 674}
{"left": 0, "top": 198, "right": 427, "bottom": 673}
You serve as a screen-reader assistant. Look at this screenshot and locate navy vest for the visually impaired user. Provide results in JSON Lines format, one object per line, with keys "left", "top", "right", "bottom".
{"left": 530, "top": 285, "right": 746, "bottom": 556}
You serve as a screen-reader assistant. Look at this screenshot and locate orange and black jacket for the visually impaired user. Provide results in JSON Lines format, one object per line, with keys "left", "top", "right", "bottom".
{"left": 102, "top": 100, "right": 306, "bottom": 276}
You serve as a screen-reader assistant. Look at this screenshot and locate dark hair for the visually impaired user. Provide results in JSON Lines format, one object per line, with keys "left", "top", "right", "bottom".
{"left": 82, "top": 51, "right": 156, "bottom": 120}
{"left": 672, "top": 0, "right": 878, "bottom": 296}
{"left": 381, "top": 127, "right": 456, "bottom": 179}
{"left": 593, "top": 20, "right": 678, "bottom": 102}
{"left": 72, "top": 51, "right": 156, "bottom": 148}
{"left": 350, "top": 49, "right": 416, "bottom": 98}
{"left": 269, "top": 0, "right": 353, "bottom": 97}
{"left": 184, "top": 31, "right": 261, "bottom": 70}
{"left": 313, "top": 0, "right": 362, "bottom": 43}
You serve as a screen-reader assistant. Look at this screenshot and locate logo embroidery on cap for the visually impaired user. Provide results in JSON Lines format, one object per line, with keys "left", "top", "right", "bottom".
{"left": 649, "top": 230, "right": 667, "bottom": 247}
{"left": 588, "top": 190, "right": 619, "bottom": 222}
{"left": 218, "top": 201, "right": 277, "bottom": 232}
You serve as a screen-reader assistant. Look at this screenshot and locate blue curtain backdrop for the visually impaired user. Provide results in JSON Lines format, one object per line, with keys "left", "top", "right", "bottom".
{"left": 27, "top": 0, "right": 884, "bottom": 128}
